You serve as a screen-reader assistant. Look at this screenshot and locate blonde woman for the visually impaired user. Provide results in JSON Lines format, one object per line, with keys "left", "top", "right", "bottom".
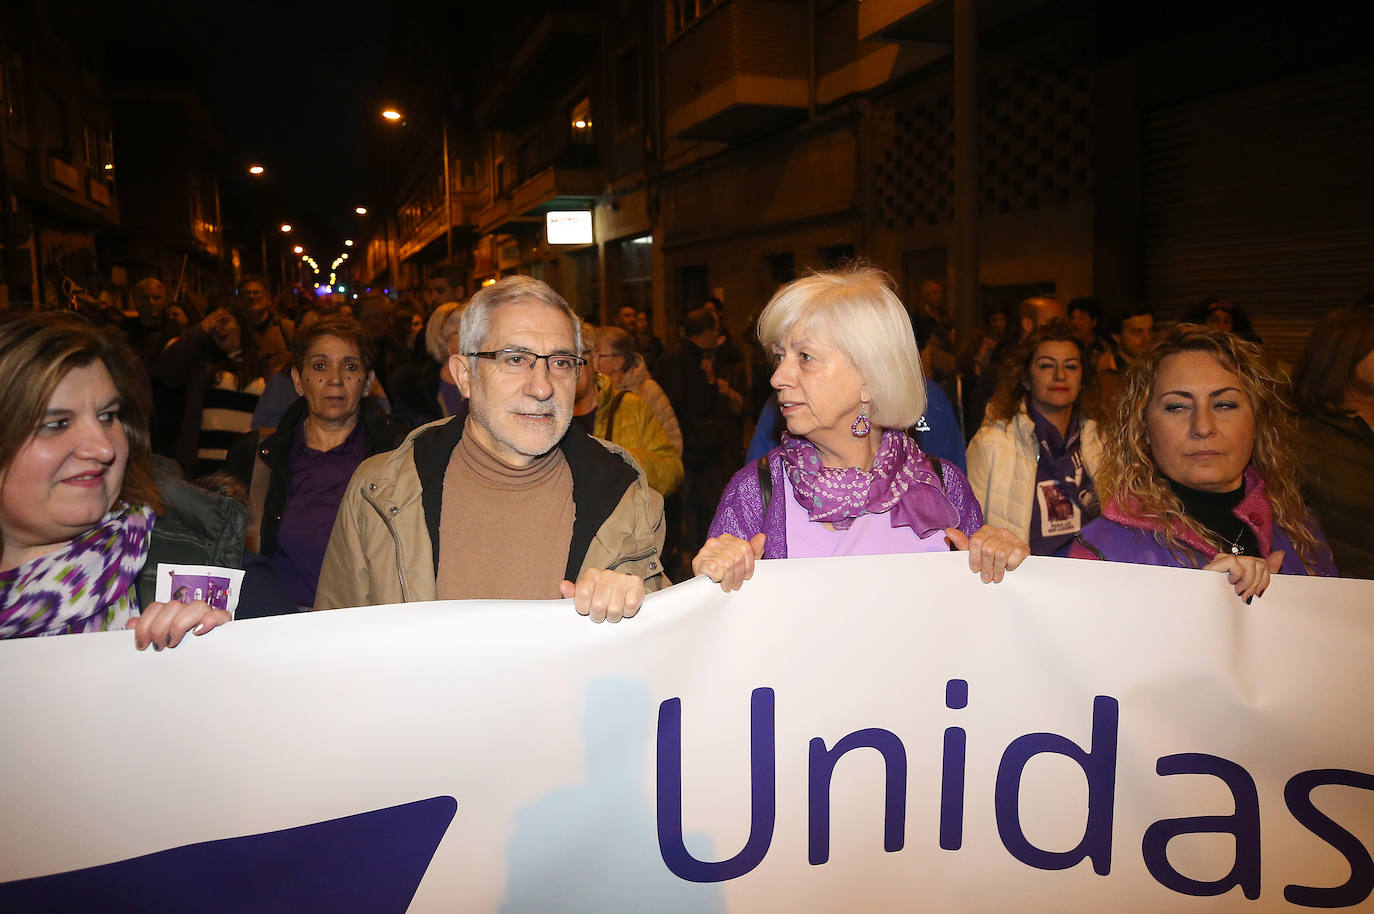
{"left": 692, "top": 266, "right": 1029, "bottom": 590}
{"left": 1071, "top": 324, "right": 1337, "bottom": 597}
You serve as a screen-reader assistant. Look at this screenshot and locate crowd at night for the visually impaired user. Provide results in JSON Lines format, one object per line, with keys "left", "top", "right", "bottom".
{"left": 0, "top": 0, "right": 1369, "bottom": 631}
{"left": 2, "top": 0, "right": 1374, "bottom": 908}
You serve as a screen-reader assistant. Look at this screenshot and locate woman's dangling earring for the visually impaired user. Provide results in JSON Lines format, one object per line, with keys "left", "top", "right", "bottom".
{"left": 851, "top": 401, "right": 871, "bottom": 438}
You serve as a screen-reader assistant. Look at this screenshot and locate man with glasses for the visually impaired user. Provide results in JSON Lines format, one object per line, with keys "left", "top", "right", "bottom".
{"left": 315, "top": 276, "right": 666, "bottom": 622}
{"left": 238, "top": 275, "right": 295, "bottom": 374}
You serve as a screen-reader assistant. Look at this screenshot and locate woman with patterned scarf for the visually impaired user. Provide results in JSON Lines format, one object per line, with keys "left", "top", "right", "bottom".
{"left": 692, "top": 266, "right": 1030, "bottom": 591}
{"left": 0, "top": 312, "right": 230, "bottom": 648}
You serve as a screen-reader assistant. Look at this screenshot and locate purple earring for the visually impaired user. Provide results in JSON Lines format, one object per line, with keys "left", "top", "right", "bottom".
{"left": 851, "top": 402, "right": 871, "bottom": 438}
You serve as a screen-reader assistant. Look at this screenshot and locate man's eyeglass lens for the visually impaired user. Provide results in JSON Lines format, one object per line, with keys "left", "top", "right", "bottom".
{"left": 470, "top": 349, "right": 585, "bottom": 378}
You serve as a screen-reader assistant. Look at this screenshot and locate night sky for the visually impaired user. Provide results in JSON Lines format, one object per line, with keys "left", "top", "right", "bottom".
{"left": 93, "top": 0, "right": 402, "bottom": 256}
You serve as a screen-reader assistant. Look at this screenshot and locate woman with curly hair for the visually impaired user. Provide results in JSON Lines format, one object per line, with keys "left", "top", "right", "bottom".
{"left": 1070, "top": 324, "right": 1337, "bottom": 598}
{"left": 965, "top": 320, "right": 1104, "bottom": 555}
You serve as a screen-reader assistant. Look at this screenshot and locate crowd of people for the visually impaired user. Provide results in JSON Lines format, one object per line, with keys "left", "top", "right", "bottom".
{"left": 1, "top": 260, "right": 1369, "bottom": 648}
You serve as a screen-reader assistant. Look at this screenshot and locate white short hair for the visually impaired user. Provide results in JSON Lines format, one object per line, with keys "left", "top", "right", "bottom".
{"left": 757, "top": 266, "right": 926, "bottom": 429}
{"left": 458, "top": 276, "right": 580, "bottom": 356}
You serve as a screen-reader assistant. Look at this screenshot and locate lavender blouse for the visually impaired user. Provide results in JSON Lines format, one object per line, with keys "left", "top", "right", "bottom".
{"left": 707, "top": 446, "right": 984, "bottom": 560}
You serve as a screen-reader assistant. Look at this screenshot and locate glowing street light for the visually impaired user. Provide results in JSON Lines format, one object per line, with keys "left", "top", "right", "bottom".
{"left": 280, "top": 223, "right": 292, "bottom": 233}
{"left": 381, "top": 108, "right": 403, "bottom": 121}
{"left": 293, "top": 245, "right": 304, "bottom": 254}
{"left": 248, "top": 164, "right": 265, "bottom": 175}
{"left": 344, "top": 239, "right": 354, "bottom": 246}
{"left": 354, "top": 206, "right": 367, "bottom": 215}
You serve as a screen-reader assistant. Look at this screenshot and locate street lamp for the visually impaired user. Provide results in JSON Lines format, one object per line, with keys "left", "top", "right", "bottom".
{"left": 293, "top": 245, "right": 304, "bottom": 254}
{"left": 344, "top": 239, "right": 354, "bottom": 246}
{"left": 379, "top": 105, "right": 454, "bottom": 264}
{"left": 354, "top": 206, "right": 367, "bottom": 215}
{"left": 280, "top": 223, "right": 292, "bottom": 233}
{"left": 248, "top": 164, "right": 265, "bottom": 176}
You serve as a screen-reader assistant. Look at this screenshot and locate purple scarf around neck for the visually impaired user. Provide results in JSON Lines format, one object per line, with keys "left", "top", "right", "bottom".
{"left": 1026, "top": 399, "right": 1099, "bottom": 554}
{"left": 779, "top": 427, "right": 952, "bottom": 532}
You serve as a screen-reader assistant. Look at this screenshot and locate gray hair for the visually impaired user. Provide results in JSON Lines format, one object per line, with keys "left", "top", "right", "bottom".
{"left": 458, "top": 276, "right": 581, "bottom": 356}
{"left": 595, "top": 325, "right": 643, "bottom": 369}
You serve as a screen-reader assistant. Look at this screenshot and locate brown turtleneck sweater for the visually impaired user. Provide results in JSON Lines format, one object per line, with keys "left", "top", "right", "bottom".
{"left": 436, "top": 424, "right": 575, "bottom": 600}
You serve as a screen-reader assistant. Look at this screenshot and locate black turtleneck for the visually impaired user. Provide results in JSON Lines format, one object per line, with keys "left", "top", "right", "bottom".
{"left": 1168, "top": 479, "right": 1261, "bottom": 557}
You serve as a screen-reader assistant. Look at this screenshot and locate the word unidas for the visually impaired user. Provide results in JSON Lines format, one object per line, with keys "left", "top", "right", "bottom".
{"left": 656, "top": 683, "right": 1374, "bottom": 908}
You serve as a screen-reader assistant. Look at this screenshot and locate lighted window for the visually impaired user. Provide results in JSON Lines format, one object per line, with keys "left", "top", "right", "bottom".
{"left": 570, "top": 97, "right": 594, "bottom": 146}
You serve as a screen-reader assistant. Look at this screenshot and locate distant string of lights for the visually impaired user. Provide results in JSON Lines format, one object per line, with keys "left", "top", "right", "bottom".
{"left": 250, "top": 164, "right": 369, "bottom": 295}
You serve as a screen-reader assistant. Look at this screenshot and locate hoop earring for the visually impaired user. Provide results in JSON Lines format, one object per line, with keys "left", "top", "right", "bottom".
{"left": 851, "top": 402, "right": 871, "bottom": 438}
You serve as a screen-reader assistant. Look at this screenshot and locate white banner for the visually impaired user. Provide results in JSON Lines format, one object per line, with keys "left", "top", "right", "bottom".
{"left": 1, "top": 552, "right": 1372, "bottom": 912}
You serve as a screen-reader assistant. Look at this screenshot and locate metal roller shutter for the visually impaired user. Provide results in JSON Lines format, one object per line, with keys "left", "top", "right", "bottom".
{"left": 1144, "top": 57, "right": 1374, "bottom": 365}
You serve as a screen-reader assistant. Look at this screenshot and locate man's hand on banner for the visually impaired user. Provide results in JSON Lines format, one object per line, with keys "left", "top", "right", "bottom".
{"left": 127, "top": 599, "right": 230, "bottom": 651}
{"left": 945, "top": 526, "right": 1030, "bottom": 583}
{"left": 1203, "top": 550, "right": 1284, "bottom": 601}
{"left": 563, "top": 569, "right": 646, "bottom": 623}
{"left": 692, "top": 533, "right": 767, "bottom": 593}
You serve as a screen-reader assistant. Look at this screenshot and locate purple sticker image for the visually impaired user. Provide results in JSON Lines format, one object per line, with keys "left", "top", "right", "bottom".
{"left": 169, "top": 573, "right": 233, "bottom": 612}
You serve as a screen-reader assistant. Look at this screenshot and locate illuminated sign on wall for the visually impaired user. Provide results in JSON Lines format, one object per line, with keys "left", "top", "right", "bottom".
{"left": 546, "top": 211, "right": 593, "bottom": 245}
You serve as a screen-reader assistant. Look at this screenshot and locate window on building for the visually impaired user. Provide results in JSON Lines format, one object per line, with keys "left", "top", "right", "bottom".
{"left": 766, "top": 252, "right": 795, "bottom": 287}
{"left": 678, "top": 264, "right": 709, "bottom": 312}
{"left": 666, "top": 0, "right": 720, "bottom": 39}
{"left": 82, "top": 125, "right": 97, "bottom": 170}
{"left": 494, "top": 157, "right": 507, "bottom": 196}
{"left": 621, "top": 235, "right": 653, "bottom": 313}
{"left": 1, "top": 51, "right": 29, "bottom": 147}
{"left": 517, "top": 135, "right": 539, "bottom": 184}
{"left": 569, "top": 96, "right": 594, "bottom": 146}
{"left": 614, "top": 48, "right": 641, "bottom": 136}
{"left": 818, "top": 244, "right": 854, "bottom": 269}
{"left": 43, "top": 90, "right": 69, "bottom": 161}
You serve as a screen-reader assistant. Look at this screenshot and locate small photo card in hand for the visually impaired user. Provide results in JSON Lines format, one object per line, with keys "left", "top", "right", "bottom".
{"left": 154, "top": 564, "right": 245, "bottom": 619}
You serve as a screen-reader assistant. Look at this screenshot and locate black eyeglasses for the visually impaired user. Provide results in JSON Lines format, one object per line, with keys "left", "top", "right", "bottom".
{"left": 468, "top": 348, "right": 586, "bottom": 379}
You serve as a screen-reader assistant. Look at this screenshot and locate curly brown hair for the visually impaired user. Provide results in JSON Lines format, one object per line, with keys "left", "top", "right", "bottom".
{"left": 0, "top": 311, "right": 163, "bottom": 516}
{"left": 1096, "top": 323, "right": 1323, "bottom": 569}
{"left": 985, "top": 319, "right": 1102, "bottom": 424}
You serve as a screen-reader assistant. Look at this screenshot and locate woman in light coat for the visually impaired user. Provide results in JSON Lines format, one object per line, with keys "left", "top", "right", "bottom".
{"left": 966, "top": 320, "right": 1104, "bottom": 555}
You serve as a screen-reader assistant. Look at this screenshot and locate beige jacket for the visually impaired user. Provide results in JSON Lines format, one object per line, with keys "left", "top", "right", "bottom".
{"left": 314, "top": 416, "right": 667, "bottom": 610}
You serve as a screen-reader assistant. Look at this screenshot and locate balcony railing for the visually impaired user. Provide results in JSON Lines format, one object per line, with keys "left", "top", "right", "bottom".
{"left": 661, "top": 0, "right": 809, "bottom": 141}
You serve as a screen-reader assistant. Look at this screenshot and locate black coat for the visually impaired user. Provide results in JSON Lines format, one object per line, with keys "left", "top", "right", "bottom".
{"left": 226, "top": 397, "right": 407, "bottom": 556}
{"left": 1299, "top": 412, "right": 1374, "bottom": 579}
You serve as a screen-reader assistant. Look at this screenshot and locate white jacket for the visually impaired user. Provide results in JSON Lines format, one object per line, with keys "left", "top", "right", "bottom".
{"left": 965, "top": 408, "right": 1104, "bottom": 543}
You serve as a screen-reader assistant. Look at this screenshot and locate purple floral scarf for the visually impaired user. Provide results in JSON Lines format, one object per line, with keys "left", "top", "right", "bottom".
{"left": 0, "top": 503, "right": 154, "bottom": 639}
{"left": 780, "top": 428, "right": 929, "bottom": 530}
